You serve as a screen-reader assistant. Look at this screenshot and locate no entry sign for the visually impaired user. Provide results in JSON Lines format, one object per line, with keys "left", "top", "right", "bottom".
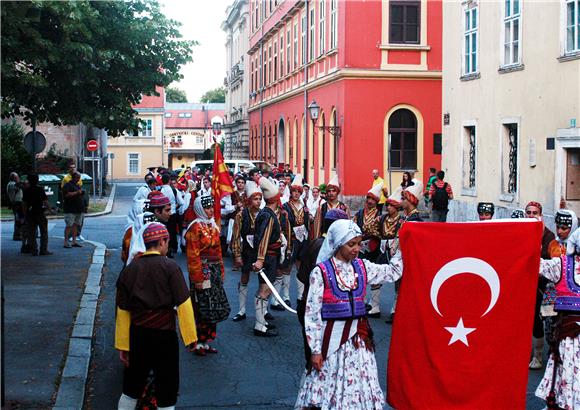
{"left": 87, "top": 140, "right": 99, "bottom": 152}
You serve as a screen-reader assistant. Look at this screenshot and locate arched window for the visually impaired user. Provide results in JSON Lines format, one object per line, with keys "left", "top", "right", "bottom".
{"left": 320, "top": 113, "right": 326, "bottom": 167}
{"left": 332, "top": 110, "right": 338, "bottom": 168}
{"left": 388, "top": 109, "right": 417, "bottom": 169}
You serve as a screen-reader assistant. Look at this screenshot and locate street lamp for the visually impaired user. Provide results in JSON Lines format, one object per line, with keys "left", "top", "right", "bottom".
{"left": 308, "top": 100, "right": 320, "bottom": 121}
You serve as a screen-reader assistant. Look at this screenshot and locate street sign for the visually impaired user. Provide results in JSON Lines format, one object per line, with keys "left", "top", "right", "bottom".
{"left": 87, "top": 140, "right": 99, "bottom": 152}
{"left": 23, "top": 131, "right": 46, "bottom": 154}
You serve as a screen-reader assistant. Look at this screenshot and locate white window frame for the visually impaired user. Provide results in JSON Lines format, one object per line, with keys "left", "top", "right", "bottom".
{"left": 127, "top": 152, "right": 141, "bottom": 175}
{"left": 501, "top": 0, "right": 522, "bottom": 67}
{"left": 185, "top": 113, "right": 192, "bottom": 118}
{"left": 286, "top": 27, "right": 291, "bottom": 74}
{"left": 460, "top": 120, "right": 478, "bottom": 197}
{"left": 498, "top": 117, "right": 521, "bottom": 202}
{"left": 273, "top": 40, "right": 278, "bottom": 82}
{"left": 463, "top": 5, "right": 479, "bottom": 75}
{"left": 301, "top": 12, "right": 307, "bottom": 65}
{"left": 330, "top": 0, "right": 337, "bottom": 49}
{"left": 294, "top": 20, "right": 299, "bottom": 69}
{"left": 319, "top": 0, "right": 326, "bottom": 56}
{"left": 309, "top": 6, "right": 316, "bottom": 61}
{"left": 562, "top": 0, "right": 580, "bottom": 55}
{"left": 138, "top": 119, "right": 153, "bottom": 137}
{"left": 164, "top": 112, "right": 172, "bottom": 118}
{"left": 280, "top": 32, "right": 284, "bottom": 78}
{"left": 178, "top": 113, "right": 185, "bottom": 118}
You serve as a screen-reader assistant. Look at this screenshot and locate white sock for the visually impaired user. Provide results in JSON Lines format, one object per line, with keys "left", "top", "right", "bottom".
{"left": 369, "top": 286, "right": 382, "bottom": 314}
{"left": 118, "top": 393, "right": 138, "bottom": 410}
{"left": 282, "top": 274, "right": 291, "bottom": 300}
{"left": 296, "top": 276, "right": 305, "bottom": 301}
{"left": 238, "top": 282, "right": 248, "bottom": 315}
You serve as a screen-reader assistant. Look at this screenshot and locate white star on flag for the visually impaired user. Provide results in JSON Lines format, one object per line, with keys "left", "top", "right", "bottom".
{"left": 445, "top": 318, "right": 476, "bottom": 346}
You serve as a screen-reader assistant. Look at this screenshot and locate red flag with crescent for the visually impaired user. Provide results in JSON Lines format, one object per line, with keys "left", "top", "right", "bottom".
{"left": 211, "top": 142, "right": 233, "bottom": 228}
{"left": 387, "top": 220, "right": 543, "bottom": 409}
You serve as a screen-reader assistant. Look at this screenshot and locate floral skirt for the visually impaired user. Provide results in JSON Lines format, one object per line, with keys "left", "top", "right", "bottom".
{"left": 295, "top": 336, "right": 384, "bottom": 410}
{"left": 535, "top": 334, "right": 580, "bottom": 410}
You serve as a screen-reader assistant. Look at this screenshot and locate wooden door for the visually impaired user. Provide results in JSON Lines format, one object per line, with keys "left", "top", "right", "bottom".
{"left": 566, "top": 148, "right": 580, "bottom": 200}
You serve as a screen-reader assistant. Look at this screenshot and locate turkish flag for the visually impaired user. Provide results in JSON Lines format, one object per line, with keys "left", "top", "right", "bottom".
{"left": 387, "top": 220, "right": 543, "bottom": 409}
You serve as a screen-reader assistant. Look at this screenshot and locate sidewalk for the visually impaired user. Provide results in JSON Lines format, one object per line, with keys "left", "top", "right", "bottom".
{"left": 2, "top": 235, "right": 98, "bottom": 409}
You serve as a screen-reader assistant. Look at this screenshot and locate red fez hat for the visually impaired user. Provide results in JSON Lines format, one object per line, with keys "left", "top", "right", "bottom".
{"left": 142, "top": 223, "right": 169, "bottom": 243}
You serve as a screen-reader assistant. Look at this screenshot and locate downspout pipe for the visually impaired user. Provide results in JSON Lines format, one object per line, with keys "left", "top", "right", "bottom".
{"left": 303, "top": 0, "right": 309, "bottom": 179}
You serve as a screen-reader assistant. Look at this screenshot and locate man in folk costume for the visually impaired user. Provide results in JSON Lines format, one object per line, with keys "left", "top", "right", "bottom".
{"left": 279, "top": 174, "right": 310, "bottom": 307}
{"left": 381, "top": 188, "right": 403, "bottom": 323}
{"left": 122, "top": 192, "right": 171, "bottom": 266}
{"left": 252, "top": 176, "right": 289, "bottom": 337}
{"left": 295, "top": 219, "right": 404, "bottom": 409}
{"left": 354, "top": 183, "right": 384, "bottom": 319}
{"left": 536, "top": 227, "right": 580, "bottom": 410}
{"left": 133, "top": 175, "right": 158, "bottom": 202}
{"left": 230, "top": 181, "right": 263, "bottom": 322}
{"left": 116, "top": 223, "right": 197, "bottom": 410}
{"left": 312, "top": 175, "right": 350, "bottom": 238}
{"left": 400, "top": 181, "right": 424, "bottom": 223}
{"left": 477, "top": 202, "right": 495, "bottom": 221}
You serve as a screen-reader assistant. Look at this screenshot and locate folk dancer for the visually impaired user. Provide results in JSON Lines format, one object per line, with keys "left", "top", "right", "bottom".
{"left": 526, "top": 201, "right": 556, "bottom": 370}
{"left": 116, "top": 223, "right": 197, "bottom": 410}
{"left": 296, "top": 209, "right": 349, "bottom": 369}
{"left": 400, "top": 182, "right": 424, "bottom": 223}
{"left": 381, "top": 188, "right": 403, "bottom": 323}
{"left": 122, "top": 192, "right": 171, "bottom": 266}
{"left": 295, "top": 219, "right": 403, "bottom": 410}
{"left": 535, "top": 227, "right": 580, "bottom": 410}
{"left": 354, "top": 183, "right": 384, "bottom": 319}
{"left": 133, "top": 175, "right": 158, "bottom": 202}
{"left": 230, "top": 181, "right": 263, "bottom": 321}
{"left": 312, "top": 175, "right": 350, "bottom": 239}
{"left": 184, "top": 196, "right": 230, "bottom": 356}
{"left": 279, "top": 174, "right": 310, "bottom": 307}
{"left": 252, "top": 177, "right": 288, "bottom": 337}
{"left": 477, "top": 202, "right": 495, "bottom": 221}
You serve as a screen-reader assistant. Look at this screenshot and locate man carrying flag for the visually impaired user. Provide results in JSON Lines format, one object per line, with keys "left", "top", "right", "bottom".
{"left": 387, "top": 220, "right": 543, "bottom": 409}
{"left": 211, "top": 142, "right": 235, "bottom": 252}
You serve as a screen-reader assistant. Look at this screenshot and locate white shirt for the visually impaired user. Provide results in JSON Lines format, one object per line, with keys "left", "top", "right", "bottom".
{"left": 181, "top": 191, "right": 193, "bottom": 215}
{"left": 200, "top": 187, "right": 212, "bottom": 197}
{"left": 160, "top": 184, "right": 177, "bottom": 214}
{"left": 220, "top": 195, "right": 235, "bottom": 218}
{"left": 133, "top": 185, "right": 152, "bottom": 202}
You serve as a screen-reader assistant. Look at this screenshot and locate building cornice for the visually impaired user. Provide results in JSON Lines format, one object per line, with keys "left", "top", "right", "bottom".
{"left": 248, "top": 68, "right": 442, "bottom": 112}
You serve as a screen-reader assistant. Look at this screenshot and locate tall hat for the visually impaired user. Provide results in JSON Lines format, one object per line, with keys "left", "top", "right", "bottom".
{"left": 367, "top": 183, "right": 383, "bottom": 202}
{"left": 259, "top": 176, "right": 280, "bottom": 203}
{"left": 403, "top": 181, "right": 424, "bottom": 206}
{"left": 290, "top": 174, "right": 304, "bottom": 193}
{"left": 477, "top": 202, "right": 495, "bottom": 215}
{"left": 387, "top": 186, "right": 403, "bottom": 208}
{"left": 327, "top": 175, "right": 341, "bottom": 191}
{"left": 245, "top": 180, "right": 263, "bottom": 199}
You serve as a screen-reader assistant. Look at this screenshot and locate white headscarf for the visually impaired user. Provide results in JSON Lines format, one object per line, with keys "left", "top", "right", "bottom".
{"left": 125, "top": 199, "right": 147, "bottom": 232}
{"left": 186, "top": 196, "right": 218, "bottom": 232}
{"left": 127, "top": 221, "right": 156, "bottom": 265}
{"left": 316, "top": 219, "right": 363, "bottom": 264}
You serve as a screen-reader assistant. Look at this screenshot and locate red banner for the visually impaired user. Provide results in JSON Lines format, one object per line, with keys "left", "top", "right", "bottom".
{"left": 387, "top": 220, "right": 543, "bottom": 409}
{"left": 211, "top": 143, "right": 233, "bottom": 228}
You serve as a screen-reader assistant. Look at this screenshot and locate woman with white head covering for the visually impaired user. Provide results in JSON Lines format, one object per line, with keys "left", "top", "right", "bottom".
{"left": 184, "top": 196, "right": 230, "bottom": 356}
{"left": 536, "top": 221, "right": 580, "bottom": 410}
{"left": 295, "top": 219, "right": 404, "bottom": 410}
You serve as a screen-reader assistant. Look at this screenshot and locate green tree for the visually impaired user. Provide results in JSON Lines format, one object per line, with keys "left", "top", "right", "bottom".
{"left": 1, "top": 121, "right": 34, "bottom": 204}
{"left": 1, "top": 1, "right": 197, "bottom": 136}
{"left": 166, "top": 86, "right": 188, "bottom": 103}
{"left": 200, "top": 87, "right": 225, "bottom": 103}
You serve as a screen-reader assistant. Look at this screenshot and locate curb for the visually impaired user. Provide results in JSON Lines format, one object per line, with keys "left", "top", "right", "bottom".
{"left": 53, "top": 239, "right": 106, "bottom": 409}
{"left": 0, "top": 183, "right": 116, "bottom": 222}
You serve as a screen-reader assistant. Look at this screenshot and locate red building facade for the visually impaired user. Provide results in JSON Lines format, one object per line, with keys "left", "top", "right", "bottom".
{"left": 248, "top": 0, "right": 441, "bottom": 199}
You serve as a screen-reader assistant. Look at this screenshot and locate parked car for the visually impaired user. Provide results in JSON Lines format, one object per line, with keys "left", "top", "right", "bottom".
{"left": 191, "top": 159, "right": 256, "bottom": 175}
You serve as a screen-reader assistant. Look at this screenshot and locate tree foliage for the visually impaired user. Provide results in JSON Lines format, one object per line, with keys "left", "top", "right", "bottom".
{"left": 200, "top": 87, "right": 226, "bottom": 103}
{"left": 1, "top": 1, "right": 197, "bottom": 136}
{"left": 166, "top": 86, "right": 188, "bottom": 103}
{"left": 1, "top": 121, "right": 34, "bottom": 203}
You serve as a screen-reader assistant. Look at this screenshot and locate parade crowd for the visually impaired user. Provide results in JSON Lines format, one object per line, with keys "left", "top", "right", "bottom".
{"left": 108, "top": 162, "right": 579, "bottom": 410}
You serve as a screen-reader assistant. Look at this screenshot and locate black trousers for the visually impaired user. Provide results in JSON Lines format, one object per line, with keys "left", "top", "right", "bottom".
{"left": 167, "top": 214, "right": 179, "bottom": 253}
{"left": 296, "top": 299, "right": 311, "bottom": 369}
{"left": 25, "top": 213, "right": 48, "bottom": 252}
{"left": 123, "top": 326, "right": 179, "bottom": 407}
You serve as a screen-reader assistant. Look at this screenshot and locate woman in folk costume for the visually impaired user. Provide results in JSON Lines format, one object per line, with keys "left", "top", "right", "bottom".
{"left": 312, "top": 175, "right": 350, "bottom": 239}
{"left": 184, "top": 196, "right": 230, "bottom": 356}
{"left": 230, "top": 180, "right": 263, "bottom": 321}
{"left": 295, "top": 219, "right": 403, "bottom": 410}
{"left": 354, "top": 183, "right": 384, "bottom": 319}
{"left": 279, "top": 174, "right": 310, "bottom": 307}
{"left": 536, "top": 226, "right": 580, "bottom": 410}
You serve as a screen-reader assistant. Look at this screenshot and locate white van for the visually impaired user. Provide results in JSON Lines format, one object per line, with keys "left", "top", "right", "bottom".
{"left": 192, "top": 159, "right": 256, "bottom": 175}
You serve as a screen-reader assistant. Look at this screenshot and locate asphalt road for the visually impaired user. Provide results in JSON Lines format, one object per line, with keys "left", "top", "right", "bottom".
{"left": 15, "top": 183, "right": 544, "bottom": 409}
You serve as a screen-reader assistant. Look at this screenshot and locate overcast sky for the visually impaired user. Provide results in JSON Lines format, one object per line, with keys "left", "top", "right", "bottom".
{"left": 160, "top": 0, "right": 231, "bottom": 102}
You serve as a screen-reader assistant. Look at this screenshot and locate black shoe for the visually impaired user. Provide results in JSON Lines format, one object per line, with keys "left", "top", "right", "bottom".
{"left": 271, "top": 304, "right": 285, "bottom": 311}
{"left": 21, "top": 246, "right": 31, "bottom": 254}
{"left": 367, "top": 311, "right": 381, "bottom": 319}
{"left": 284, "top": 299, "right": 292, "bottom": 308}
{"left": 365, "top": 304, "right": 372, "bottom": 312}
{"left": 39, "top": 251, "right": 53, "bottom": 256}
{"left": 232, "top": 313, "right": 246, "bottom": 322}
{"left": 31, "top": 250, "right": 39, "bottom": 256}
{"left": 254, "top": 328, "right": 278, "bottom": 337}
{"left": 385, "top": 313, "right": 395, "bottom": 324}
{"left": 264, "top": 312, "right": 275, "bottom": 321}
{"left": 266, "top": 322, "right": 277, "bottom": 329}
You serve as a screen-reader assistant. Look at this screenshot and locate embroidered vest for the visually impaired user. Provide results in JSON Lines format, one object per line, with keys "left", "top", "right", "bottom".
{"left": 555, "top": 255, "right": 580, "bottom": 312}
{"left": 319, "top": 258, "right": 367, "bottom": 320}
